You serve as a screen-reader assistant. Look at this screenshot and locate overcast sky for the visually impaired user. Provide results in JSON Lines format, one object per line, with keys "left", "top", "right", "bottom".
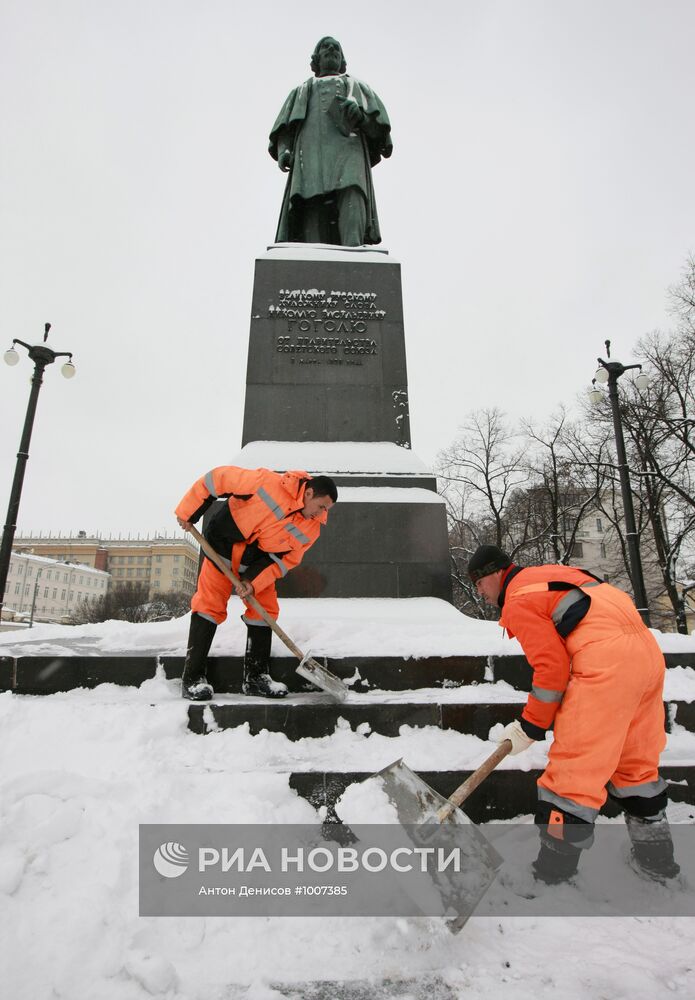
{"left": 1, "top": 0, "right": 693, "bottom": 538}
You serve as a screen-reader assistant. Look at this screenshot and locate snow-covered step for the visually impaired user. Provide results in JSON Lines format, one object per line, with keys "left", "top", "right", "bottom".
{"left": 188, "top": 695, "right": 695, "bottom": 741}
{"left": 288, "top": 766, "right": 695, "bottom": 824}
{"left": 3, "top": 651, "right": 695, "bottom": 694}
{"left": 189, "top": 695, "right": 520, "bottom": 740}
{"left": 173, "top": 654, "right": 489, "bottom": 694}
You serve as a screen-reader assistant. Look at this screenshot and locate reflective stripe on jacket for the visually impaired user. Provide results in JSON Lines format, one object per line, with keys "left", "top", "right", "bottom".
{"left": 175, "top": 466, "right": 326, "bottom": 594}
{"left": 499, "top": 564, "right": 608, "bottom": 734}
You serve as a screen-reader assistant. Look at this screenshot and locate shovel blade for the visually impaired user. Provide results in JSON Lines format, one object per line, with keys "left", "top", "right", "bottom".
{"left": 362, "top": 758, "right": 504, "bottom": 932}
{"left": 296, "top": 655, "right": 348, "bottom": 702}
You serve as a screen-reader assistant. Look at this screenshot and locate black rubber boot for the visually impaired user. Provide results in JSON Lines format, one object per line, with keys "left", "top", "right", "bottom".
{"left": 242, "top": 624, "right": 287, "bottom": 698}
{"left": 625, "top": 812, "right": 681, "bottom": 883}
{"left": 532, "top": 802, "right": 592, "bottom": 885}
{"left": 532, "top": 839, "right": 582, "bottom": 885}
{"left": 181, "top": 613, "right": 217, "bottom": 701}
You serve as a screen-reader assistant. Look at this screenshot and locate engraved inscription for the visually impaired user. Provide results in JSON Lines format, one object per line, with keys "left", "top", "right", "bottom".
{"left": 268, "top": 288, "right": 384, "bottom": 364}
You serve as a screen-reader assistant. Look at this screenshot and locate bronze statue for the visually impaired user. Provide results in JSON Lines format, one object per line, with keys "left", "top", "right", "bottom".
{"left": 269, "top": 37, "right": 392, "bottom": 247}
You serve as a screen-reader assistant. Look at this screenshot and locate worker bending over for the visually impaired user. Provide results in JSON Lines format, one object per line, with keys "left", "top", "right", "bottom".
{"left": 176, "top": 465, "right": 337, "bottom": 700}
{"left": 468, "top": 544, "right": 679, "bottom": 885}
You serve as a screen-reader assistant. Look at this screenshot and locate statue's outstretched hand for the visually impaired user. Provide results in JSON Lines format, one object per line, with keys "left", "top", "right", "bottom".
{"left": 278, "top": 149, "right": 293, "bottom": 172}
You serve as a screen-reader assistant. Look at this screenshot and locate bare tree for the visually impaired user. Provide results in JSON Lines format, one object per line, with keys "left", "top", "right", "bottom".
{"left": 570, "top": 261, "right": 695, "bottom": 631}
{"left": 437, "top": 409, "right": 528, "bottom": 547}
{"left": 437, "top": 409, "right": 529, "bottom": 617}
{"left": 514, "top": 409, "right": 606, "bottom": 564}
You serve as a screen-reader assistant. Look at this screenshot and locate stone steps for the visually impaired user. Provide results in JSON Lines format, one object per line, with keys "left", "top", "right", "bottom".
{"left": 2, "top": 650, "right": 694, "bottom": 694}
{"left": 189, "top": 697, "right": 695, "bottom": 740}
{"left": 288, "top": 766, "right": 695, "bottom": 824}
{"left": 4, "top": 650, "right": 694, "bottom": 822}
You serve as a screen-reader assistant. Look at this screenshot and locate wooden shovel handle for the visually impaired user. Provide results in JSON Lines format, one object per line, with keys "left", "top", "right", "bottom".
{"left": 184, "top": 523, "right": 306, "bottom": 661}
{"left": 436, "top": 740, "right": 513, "bottom": 823}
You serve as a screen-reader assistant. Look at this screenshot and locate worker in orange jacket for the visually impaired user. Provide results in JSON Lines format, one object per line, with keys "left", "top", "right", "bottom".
{"left": 468, "top": 544, "right": 679, "bottom": 885}
{"left": 175, "top": 466, "right": 337, "bottom": 700}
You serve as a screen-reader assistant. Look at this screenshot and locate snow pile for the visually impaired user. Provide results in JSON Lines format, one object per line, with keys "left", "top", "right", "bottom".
{"left": 330, "top": 487, "right": 444, "bottom": 504}
{"left": 335, "top": 774, "right": 402, "bottom": 825}
{"left": 231, "top": 440, "right": 432, "bottom": 475}
{"left": 2, "top": 596, "right": 695, "bottom": 662}
{"left": 264, "top": 243, "right": 392, "bottom": 263}
{"left": 0, "top": 598, "right": 524, "bottom": 658}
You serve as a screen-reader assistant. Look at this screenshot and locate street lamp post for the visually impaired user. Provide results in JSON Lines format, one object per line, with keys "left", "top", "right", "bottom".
{"left": 590, "top": 339, "right": 650, "bottom": 625}
{"left": 0, "top": 323, "right": 76, "bottom": 622}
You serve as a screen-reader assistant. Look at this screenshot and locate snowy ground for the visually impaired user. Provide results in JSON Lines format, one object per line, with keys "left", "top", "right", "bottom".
{"left": 0, "top": 667, "right": 694, "bottom": 999}
{"left": 2, "top": 605, "right": 695, "bottom": 999}
{"left": 2, "top": 598, "right": 695, "bottom": 658}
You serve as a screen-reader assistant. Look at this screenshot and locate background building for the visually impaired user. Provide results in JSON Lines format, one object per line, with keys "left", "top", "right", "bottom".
{"left": 12, "top": 532, "right": 199, "bottom": 600}
{"left": 2, "top": 551, "right": 110, "bottom": 623}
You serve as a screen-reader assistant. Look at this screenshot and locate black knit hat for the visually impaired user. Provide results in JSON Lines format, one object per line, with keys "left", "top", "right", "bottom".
{"left": 467, "top": 544, "right": 512, "bottom": 582}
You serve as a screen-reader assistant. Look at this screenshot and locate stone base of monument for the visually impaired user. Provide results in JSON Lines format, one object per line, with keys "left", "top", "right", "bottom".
{"left": 243, "top": 246, "right": 408, "bottom": 445}
{"left": 232, "top": 442, "right": 453, "bottom": 601}
{"left": 239, "top": 245, "right": 453, "bottom": 602}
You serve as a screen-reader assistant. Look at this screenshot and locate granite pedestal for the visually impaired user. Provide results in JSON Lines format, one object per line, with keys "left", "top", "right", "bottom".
{"left": 238, "top": 244, "right": 452, "bottom": 602}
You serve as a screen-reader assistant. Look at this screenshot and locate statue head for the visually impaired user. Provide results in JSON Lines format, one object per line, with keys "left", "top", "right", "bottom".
{"left": 311, "top": 37, "right": 346, "bottom": 77}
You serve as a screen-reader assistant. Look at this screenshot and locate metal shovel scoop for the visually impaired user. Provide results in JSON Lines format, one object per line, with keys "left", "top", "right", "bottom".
{"left": 356, "top": 741, "right": 512, "bottom": 931}
{"left": 296, "top": 649, "right": 347, "bottom": 702}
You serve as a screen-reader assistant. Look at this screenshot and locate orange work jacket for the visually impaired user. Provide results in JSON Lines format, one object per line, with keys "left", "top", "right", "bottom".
{"left": 175, "top": 466, "right": 327, "bottom": 594}
{"left": 499, "top": 564, "right": 608, "bottom": 735}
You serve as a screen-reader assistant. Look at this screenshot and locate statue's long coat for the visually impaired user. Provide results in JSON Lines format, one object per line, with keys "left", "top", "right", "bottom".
{"left": 269, "top": 75, "right": 392, "bottom": 245}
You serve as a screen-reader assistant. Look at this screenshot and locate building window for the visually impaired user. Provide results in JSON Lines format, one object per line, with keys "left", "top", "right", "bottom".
{"left": 44, "top": 587, "right": 49, "bottom": 598}
{"left": 174, "top": 555, "right": 180, "bottom": 562}
{"left": 128, "top": 556, "right": 134, "bottom": 564}
{"left": 127, "top": 569, "right": 133, "bottom": 577}
{"left": 173, "top": 568, "right": 179, "bottom": 576}
{"left": 596, "top": 518, "right": 603, "bottom": 533}
{"left": 600, "top": 543, "right": 607, "bottom": 559}
{"left": 153, "top": 581, "right": 160, "bottom": 589}
{"left": 571, "top": 542, "right": 584, "bottom": 559}
{"left": 15, "top": 583, "right": 20, "bottom": 595}
{"left": 137, "top": 569, "right": 143, "bottom": 577}
{"left": 155, "top": 568, "right": 161, "bottom": 576}
{"left": 156, "top": 555, "right": 162, "bottom": 562}
{"left": 61, "top": 590, "right": 66, "bottom": 599}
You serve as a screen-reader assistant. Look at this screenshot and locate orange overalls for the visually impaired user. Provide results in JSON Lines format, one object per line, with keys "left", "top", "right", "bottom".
{"left": 499, "top": 565, "right": 667, "bottom": 823}
{"left": 175, "top": 466, "right": 327, "bottom": 626}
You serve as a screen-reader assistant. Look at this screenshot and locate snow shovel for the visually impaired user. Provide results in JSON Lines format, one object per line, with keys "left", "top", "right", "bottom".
{"left": 184, "top": 524, "right": 348, "bottom": 701}
{"left": 353, "top": 741, "right": 513, "bottom": 931}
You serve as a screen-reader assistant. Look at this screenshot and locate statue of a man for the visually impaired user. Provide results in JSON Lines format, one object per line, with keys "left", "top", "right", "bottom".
{"left": 269, "top": 37, "right": 392, "bottom": 247}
